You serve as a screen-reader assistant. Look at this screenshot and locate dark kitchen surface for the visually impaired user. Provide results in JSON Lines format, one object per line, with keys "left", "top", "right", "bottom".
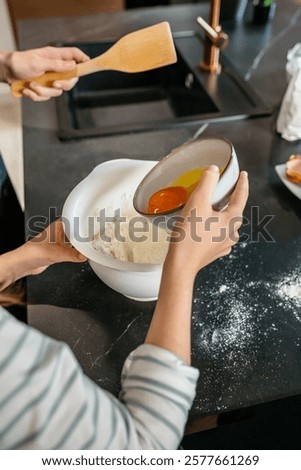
{"left": 19, "top": 1, "right": 301, "bottom": 423}
{"left": 181, "top": 393, "right": 301, "bottom": 449}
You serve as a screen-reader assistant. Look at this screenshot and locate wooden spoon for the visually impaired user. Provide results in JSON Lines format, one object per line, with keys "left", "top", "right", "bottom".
{"left": 11, "top": 22, "right": 177, "bottom": 98}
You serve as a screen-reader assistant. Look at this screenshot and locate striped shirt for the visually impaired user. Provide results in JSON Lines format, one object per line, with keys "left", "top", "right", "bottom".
{"left": 0, "top": 307, "right": 199, "bottom": 449}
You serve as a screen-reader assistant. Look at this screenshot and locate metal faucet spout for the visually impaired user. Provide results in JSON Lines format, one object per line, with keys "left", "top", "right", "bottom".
{"left": 197, "top": 0, "right": 229, "bottom": 74}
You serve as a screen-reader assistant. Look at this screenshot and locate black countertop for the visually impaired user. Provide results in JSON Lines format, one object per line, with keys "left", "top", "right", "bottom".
{"left": 20, "top": 2, "right": 301, "bottom": 419}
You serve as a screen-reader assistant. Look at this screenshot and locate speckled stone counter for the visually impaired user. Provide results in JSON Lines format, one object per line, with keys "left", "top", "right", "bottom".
{"left": 20, "top": 1, "right": 301, "bottom": 419}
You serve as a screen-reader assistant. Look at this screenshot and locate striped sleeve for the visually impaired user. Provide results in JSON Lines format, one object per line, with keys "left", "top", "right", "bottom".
{"left": 0, "top": 307, "right": 199, "bottom": 450}
{"left": 119, "top": 345, "right": 199, "bottom": 449}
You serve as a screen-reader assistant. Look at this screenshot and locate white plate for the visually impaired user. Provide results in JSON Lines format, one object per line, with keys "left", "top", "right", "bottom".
{"left": 275, "top": 163, "right": 301, "bottom": 200}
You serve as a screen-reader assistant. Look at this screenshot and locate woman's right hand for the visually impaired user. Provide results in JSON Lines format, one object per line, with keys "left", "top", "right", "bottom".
{"left": 166, "top": 165, "right": 249, "bottom": 278}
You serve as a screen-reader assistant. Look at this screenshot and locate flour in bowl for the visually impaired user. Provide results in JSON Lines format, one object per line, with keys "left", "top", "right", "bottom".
{"left": 92, "top": 207, "right": 169, "bottom": 264}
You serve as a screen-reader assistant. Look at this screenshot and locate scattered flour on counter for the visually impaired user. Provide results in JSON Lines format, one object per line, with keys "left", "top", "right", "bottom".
{"left": 192, "top": 243, "right": 301, "bottom": 375}
{"left": 194, "top": 289, "right": 257, "bottom": 363}
{"left": 196, "top": 270, "right": 301, "bottom": 344}
{"left": 193, "top": 267, "right": 301, "bottom": 359}
{"left": 191, "top": 241, "right": 301, "bottom": 413}
{"left": 92, "top": 206, "right": 169, "bottom": 264}
{"left": 277, "top": 274, "right": 301, "bottom": 304}
{"left": 275, "top": 271, "right": 301, "bottom": 322}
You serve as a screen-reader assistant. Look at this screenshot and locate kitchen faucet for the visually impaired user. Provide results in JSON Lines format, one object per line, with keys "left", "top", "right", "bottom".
{"left": 197, "top": 0, "right": 229, "bottom": 74}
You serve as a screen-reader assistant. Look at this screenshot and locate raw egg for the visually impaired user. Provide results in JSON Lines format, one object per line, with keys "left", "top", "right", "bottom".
{"left": 148, "top": 186, "right": 188, "bottom": 214}
{"left": 171, "top": 167, "right": 207, "bottom": 188}
{"left": 147, "top": 166, "right": 223, "bottom": 214}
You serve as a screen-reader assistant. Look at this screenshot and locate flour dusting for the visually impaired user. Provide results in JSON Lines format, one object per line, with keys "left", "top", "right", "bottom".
{"left": 191, "top": 241, "right": 301, "bottom": 410}
{"left": 190, "top": 240, "right": 301, "bottom": 413}
{"left": 193, "top": 263, "right": 301, "bottom": 358}
{"left": 277, "top": 274, "right": 301, "bottom": 304}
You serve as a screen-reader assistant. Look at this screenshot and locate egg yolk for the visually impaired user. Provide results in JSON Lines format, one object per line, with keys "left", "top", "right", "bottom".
{"left": 147, "top": 167, "right": 224, "bottom": 214}
{"left": 148, "top": 186, "right": 188, "bottom": 214}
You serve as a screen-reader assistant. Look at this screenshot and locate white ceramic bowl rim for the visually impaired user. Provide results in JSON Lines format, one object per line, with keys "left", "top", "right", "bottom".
{"left": 62, "top": 159, "right": 165, "bottom": 273}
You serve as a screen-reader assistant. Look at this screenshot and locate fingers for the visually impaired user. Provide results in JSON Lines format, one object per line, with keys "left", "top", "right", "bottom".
{"left": 62, "top": 47, "right": 90, "bottom": 63}
{"left": 34, "top": 46, "right": 89, "bottom": 74}
{"left": 41, "top": 46, "right": 89, "bottom": 63}
{"left": 53, "top": 77, "right": 78, "bottom": 91}
{"left": 22, "top": 77, "right": 79, "bottom": 100}
{"left": 51, "top": 220, "right": 87, "bottom": 262}
{"left": 190, "top": 165, "right": 220, "bottom": 204}
{"left": 32, "top": 47, "right": 87, "bottom": 75}
{"left": 13, "top": 46, "right": 88, "bottom": 100}
{"left": 226, "top": 171, "right": 249, "bottom": 215}
{"left": 22, "top": 82, "right": 63, "bottom": 101}
{"left": 37, "top": 57, "right": 77, "bottom": 74}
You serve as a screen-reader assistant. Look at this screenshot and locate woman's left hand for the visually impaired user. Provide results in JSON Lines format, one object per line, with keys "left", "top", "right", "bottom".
{"left": 23, "top": 219, "right": 87, "bottom": 275}
{"left": 2, "top": 46, "right": 89, "bottom": 101}
{"left": 0, "top": 220, "right": 87, "bottom": 291}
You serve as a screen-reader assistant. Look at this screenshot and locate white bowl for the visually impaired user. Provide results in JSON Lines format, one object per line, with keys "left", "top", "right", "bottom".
{"left": 88, "top": 261, "right": 163, "bottom": 301}
{"left": 133, "top": 137, "right": 240, "bottom": 225}
{"left": 62, "top": 159, "right": 167, "bottom": 301}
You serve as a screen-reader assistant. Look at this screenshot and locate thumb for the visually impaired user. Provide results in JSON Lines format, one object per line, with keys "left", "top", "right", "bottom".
{"left": 192, "top": 165, "right": 220, "bottom": 203}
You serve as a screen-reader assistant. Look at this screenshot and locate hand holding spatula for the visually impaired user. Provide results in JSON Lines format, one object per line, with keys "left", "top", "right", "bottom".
{"left": 11, "top": 22, "right": 177, "bottom": 98}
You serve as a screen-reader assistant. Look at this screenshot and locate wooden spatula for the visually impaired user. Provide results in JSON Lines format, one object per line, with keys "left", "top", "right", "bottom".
{"left": 11, "top": 22, "right": 177, "bottom": 98}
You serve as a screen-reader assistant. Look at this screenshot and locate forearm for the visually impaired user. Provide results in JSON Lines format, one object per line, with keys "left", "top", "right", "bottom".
{"left": 0, "top": 246, "right": 34, "bottom": 291}
{"left": 0, "top": 50, "right": 10, "bottom": 83}
{"left": 145, "top": 170, "right": 249, "bottom": 364}
{"left": 144, "top": 249, "right": 196, "bottom": 365}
